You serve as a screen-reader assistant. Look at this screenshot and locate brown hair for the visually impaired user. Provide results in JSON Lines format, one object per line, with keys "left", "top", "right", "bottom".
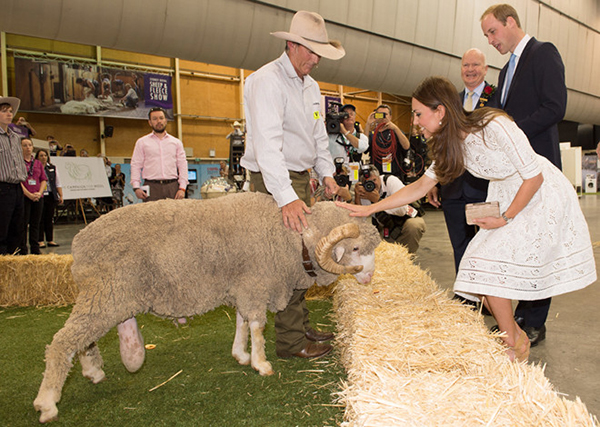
{"left": 481, "top": 4, "right": 521, "bottom": 28}
{"left": 412, "top": 76, "right": 507, "bottom": 185}
{"left": 375, "top": 104, "right": 392, "bottom": 115}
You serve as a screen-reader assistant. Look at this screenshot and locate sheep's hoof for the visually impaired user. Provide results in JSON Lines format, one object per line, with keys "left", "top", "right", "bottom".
{"left": 255, "top": 362, "right": 274, "bottom": 376}
{"left": 232, "top": 352, "right": 251, "bottom": 366}
{"left": 82, "top": 368, "right": 106, "bottom": 384}
{"left": 34, "top": 399, "right": 58, "bottom": 423}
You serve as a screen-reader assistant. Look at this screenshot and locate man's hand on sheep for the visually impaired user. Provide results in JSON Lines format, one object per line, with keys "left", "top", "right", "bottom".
{"left": 174, "top": 189, "right": 185, "bottom": 200}
{"left": 281, "top": 199, "right": 311, "bottom": 233}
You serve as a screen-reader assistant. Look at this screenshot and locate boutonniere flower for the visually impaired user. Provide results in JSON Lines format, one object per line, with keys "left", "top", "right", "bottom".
{"left": 479, "top": 84, "right": 496, "bottom": 107}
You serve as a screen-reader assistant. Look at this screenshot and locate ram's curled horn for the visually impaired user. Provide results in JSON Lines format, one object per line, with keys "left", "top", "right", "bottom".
{"left": 314, "top": 223, "right": 364, "bottom": 274}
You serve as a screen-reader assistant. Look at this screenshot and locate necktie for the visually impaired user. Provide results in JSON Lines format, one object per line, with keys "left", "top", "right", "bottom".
{"left": 464, "top": 91, "right": 474, "bottom": 112}
{"left": 502, "top": 53, "right": 517, "bottom": 106}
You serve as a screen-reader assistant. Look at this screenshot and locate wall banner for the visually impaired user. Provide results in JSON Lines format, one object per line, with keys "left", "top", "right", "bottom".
{"left": 14, "top": 57, "right": 174, "bottom": 120}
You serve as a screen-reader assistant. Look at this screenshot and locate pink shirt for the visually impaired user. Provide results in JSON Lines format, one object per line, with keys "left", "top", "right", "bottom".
{"left": 22, "top": 158, "right": 47, "bottom": 193}
{"left": 130, "top": 131, "right": 188, "bottom": 189}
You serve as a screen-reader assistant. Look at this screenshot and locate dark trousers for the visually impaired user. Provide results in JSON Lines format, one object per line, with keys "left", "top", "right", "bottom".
{"left": 442, "top": 198, "right": 480, "bottom": 273}
{"left": 21, "top": 197, "right": 44, "bottom": 255}
{"left": 39, "top": 194, "right": 56, "bottom": 242}
{"left": 144, "top": 181, "right": 179, "bottom": 202}
{"left": 250, "top": 170, "right": 312, "bottom": 355}
{"left": 0, "top": 182, "right": 25, "bottom": 255}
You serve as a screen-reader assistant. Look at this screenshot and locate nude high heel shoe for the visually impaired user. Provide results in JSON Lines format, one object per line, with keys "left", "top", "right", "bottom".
{"left": 511, "top": 329, "right": 530, "bottom": 362}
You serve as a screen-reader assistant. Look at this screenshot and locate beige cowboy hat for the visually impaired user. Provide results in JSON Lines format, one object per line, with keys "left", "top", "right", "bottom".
{"left": 0, "top": 96, "right": 20, "bottom": 115}
{"left": 271, "top": 11, "right": 345, "bottom": 60}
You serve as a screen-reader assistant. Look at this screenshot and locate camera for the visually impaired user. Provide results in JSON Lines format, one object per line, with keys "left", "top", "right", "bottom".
{"left": 326, "top": 111, "right": 349, "bottom": 134}
{"left": 374, "top": 112, "right": 387, "bottom": 120}
{"left": 359, "top": 165, "right": 376, "bottom": 192}
{"left": 333, "top": 157, "right": 350, "bottom": 188}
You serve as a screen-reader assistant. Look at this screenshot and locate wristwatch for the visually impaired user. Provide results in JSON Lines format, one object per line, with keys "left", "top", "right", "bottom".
{"left": 501, "top": 212, "right": 512, "bottom": 224}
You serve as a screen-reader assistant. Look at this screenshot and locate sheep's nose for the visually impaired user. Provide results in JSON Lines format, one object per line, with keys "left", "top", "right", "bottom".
{"left": 359, "top": 272, "right": 373, "bottom": 284}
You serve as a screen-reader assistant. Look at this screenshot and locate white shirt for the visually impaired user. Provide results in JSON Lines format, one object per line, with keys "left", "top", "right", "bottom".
{"left": 360, "top": 174, "right": 410, "bottom": 217}
{"left": 241, "top": 52, "right": 335, "bottom": 207}
{"left": 327, "top": 131, "right": 369, "bottom": 165}
{"left": 463, "top": 81, "right": 486, "bottom": 109}
{"left": 501, "top": 34, "right": 531, "bottom": 102}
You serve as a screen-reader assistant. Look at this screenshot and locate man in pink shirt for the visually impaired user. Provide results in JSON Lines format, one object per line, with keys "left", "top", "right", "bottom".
{"left": 130, "top": 107, "right": 188, "bottom": 201}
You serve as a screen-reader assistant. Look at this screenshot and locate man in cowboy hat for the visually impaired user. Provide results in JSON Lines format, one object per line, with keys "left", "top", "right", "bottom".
{"left": 241, "top": 10, "right": 345, "bottom": 359}
{"left": 0, "top": 96, "right": 28, "bottom": 255}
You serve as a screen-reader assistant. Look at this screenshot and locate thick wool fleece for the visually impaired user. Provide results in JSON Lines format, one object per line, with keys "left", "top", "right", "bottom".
{"left": 70, "top": 192, "right": 380, "bottom": 325}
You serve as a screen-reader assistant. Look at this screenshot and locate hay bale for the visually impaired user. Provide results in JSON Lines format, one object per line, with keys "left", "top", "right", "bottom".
{"left": 0, "top": 254, "right": 77, "bottom": 307}
{"left": 334, "top": 242, "right": 598, "bottom": 426}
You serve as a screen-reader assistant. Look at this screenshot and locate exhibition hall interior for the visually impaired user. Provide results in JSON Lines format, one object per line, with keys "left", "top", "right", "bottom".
{"left": 1, "top": 0, "right": 599, "bottom": 425}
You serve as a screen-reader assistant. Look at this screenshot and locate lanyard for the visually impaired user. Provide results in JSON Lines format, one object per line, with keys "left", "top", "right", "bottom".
{"left": 25, "top": 158, "right": 35, "bottom": 177}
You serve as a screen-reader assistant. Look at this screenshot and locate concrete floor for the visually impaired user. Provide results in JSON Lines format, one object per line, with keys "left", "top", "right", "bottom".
{"left": 41, "top": 195, "right": 600, "bottom": 418}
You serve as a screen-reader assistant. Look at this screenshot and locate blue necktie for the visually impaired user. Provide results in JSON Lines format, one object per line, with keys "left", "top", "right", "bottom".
{"left": 502, "top": 53, "right": 517, "bottom": 107}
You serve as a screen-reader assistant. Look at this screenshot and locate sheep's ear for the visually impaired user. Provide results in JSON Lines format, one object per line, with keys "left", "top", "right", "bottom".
{"left": 333, "top": 246, "right": 345, "bottom": 262}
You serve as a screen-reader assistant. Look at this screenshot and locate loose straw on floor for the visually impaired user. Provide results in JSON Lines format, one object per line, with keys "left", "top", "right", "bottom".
{"left": 333, "top": 242, "right": 598, "bottom": 426}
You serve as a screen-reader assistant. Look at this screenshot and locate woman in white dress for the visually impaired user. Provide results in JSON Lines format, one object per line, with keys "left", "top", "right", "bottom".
{"left": 337, "top": 76, "right": 596, "bottom": 362}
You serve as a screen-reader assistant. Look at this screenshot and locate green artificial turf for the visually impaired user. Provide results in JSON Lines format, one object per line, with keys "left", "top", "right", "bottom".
{"left": 0, "top": 301, "right": 345, "bottom": 426}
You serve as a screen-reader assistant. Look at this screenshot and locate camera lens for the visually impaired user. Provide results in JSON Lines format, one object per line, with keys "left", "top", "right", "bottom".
{"left": 363, "top": 180, "right": 376, "bottom": 192}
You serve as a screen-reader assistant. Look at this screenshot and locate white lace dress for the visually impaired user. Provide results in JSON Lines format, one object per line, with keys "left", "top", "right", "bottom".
{"left": 425, "top": 116, "right": 596, "bottom": 301}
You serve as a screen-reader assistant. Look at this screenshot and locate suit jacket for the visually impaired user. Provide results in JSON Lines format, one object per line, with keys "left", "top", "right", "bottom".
{"left": 497, "top": 37, "right": 567, "bottom": 169}
{"left": 440, "top": 82, "right": 495, "bottom": 200}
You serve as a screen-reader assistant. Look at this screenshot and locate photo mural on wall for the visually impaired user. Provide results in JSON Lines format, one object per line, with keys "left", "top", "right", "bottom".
{"left": 14, "top": 57, "right": 174, "bottom": 120}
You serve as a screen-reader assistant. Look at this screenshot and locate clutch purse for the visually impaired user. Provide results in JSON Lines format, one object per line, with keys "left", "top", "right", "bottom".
{"left": 465, "top": 201, "right": 500, "bottom": 225}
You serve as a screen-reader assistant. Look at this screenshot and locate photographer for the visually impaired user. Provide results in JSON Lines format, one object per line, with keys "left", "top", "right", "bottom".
{"left": 354, "top": 165, "right": 426, "bottom": 254}
{"left": 313, "top": 157, "right": 353, "bottom": 203}
{"left": 365, "top": 104, "right": 411, "bottom": 181}
{"left": 327, "top": 104, "right": 368, "bottom": 165}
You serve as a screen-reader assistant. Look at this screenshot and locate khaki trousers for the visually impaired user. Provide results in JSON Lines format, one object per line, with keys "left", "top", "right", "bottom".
{"left": 250, "top": 171, "right": 312, "bottom": 355}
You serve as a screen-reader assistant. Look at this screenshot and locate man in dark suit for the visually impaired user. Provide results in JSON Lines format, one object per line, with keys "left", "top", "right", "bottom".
{"left": 428, "top": 48, "right": 494, "bottom": 311}
{"left": 481, "top": 3, "right": 568, "bottom": 346}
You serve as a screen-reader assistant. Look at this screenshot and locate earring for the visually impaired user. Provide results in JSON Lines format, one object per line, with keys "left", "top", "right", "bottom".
{"left": 439, "top": 121, "right": 442, "bottom": 126}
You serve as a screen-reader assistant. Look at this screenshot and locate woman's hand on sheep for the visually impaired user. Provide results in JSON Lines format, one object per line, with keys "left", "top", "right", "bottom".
{"left": 335, "top": 200, "right": 374, "bottom": 217}
{"left": 281, "top": 199, "right": 311, "bottom": 233}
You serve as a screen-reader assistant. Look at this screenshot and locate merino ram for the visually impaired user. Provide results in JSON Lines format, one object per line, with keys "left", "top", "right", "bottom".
{"left": 34, "top": 192, "right": 380, "bottom": 423}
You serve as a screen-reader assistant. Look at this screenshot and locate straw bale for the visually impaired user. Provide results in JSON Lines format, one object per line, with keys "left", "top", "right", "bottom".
{"left": 334, "top": 242, "right": 598, "bottom": 426}
{"left": 0, "top": 254, "right": 77, "bottom": 307}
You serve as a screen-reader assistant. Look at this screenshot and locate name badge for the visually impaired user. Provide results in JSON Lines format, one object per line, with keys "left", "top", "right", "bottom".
{"left": 382, "top": 154, "right": 392, "bottom": 173}
{"left": 28, "top": 179, "right": 37, "bottom": 186}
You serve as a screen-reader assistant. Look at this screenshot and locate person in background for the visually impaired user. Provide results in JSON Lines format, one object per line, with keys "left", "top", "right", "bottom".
{"left": 337, "top": 76, "right": 595, "bottom": 363}
{"left": 36, "top": 149, "right": 63, "bottom": 248}
{"left": 365, "top": 104, "right": 411, "bottom": 181}
{"left": 481, "top": 3, "right": 568, "bottom": 346}
{"left": 62, "top": 144, "right": 76, "bottom": 157}
{"left": 327, "top": 103, "right": 369, "bottom": 166}
{"left": 131, "top": 107, "right": 188, "bottom": 202}
{"left": 20, "top": 138, "right": 47, "bottom": 255}
{"left": 110, "top": 163, "right": 126, "bottom": 207}
{"left": 355, "top": 165, "right": 426, "bottom": 254}
{"left": 0, "top": 96, "right": 27, "bottom": 255}
{"left": 79, "top": 148, "right": 89, "bottom": 157}
{"left": 9, "top": 116, "right": 36, "bottom": 140}
{"left": 47, "top": 136, "right": 63, "bottom": 156}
